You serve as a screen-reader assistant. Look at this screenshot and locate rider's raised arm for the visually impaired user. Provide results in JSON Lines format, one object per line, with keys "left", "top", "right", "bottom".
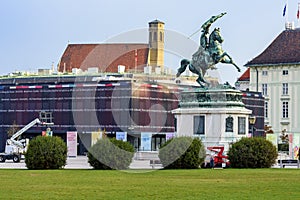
{"left": 201, "top": 12, "right": 227, "bottom": 30}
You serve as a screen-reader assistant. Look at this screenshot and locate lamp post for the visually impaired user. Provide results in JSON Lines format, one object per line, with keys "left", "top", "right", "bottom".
{"left": 249, "top": 116, "right": 256, "bottom": 137}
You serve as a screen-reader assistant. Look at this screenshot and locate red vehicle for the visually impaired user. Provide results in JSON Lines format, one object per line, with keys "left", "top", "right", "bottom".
{"left": 207, "top": 146, "right": 230, "bottom": 168}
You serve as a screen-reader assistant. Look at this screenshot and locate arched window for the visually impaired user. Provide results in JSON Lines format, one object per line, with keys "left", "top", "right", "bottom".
{"left": 149, "top": 32, "right": 152, "bottom": 43}
{"left": 154, "top": 32, "right": 157, "bottom": 41}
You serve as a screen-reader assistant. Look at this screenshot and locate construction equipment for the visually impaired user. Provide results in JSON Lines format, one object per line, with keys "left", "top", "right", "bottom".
{"left": 0, "top": 112, "right": 53, "bottom": 163}
{"left": 207, "top": 146, "right": 230, "bottom": 168}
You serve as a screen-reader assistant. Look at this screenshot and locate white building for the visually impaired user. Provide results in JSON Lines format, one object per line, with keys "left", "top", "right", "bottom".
{"left": 243, "top": 26, "right": 300, "bottom": 152}
{"left": 235, "top": 68, "right": 250, "bottom": 91}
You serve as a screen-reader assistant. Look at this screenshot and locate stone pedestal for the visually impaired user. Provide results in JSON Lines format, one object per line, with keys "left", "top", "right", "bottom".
{"left": 172, "top": 86, "right": 252, "bottom": 152}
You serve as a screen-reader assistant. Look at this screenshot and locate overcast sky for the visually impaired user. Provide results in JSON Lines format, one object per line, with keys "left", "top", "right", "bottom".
{"left": 0, "top": 0, "right": 299, "bottom": 84}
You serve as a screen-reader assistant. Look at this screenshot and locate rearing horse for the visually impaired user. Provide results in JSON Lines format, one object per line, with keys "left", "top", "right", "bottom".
{"left": 208, "top": 28, "right": 240, "bottom": 72}
{"left": 176, "top": 13, "right": 240, "bottom": 87}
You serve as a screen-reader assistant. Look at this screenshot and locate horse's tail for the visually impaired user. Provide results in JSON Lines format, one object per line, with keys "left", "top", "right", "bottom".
{"left": 176, "top": 59, "right": 190, "bottom": 77}
{"left": 180, "top": 59, "right": 190, "bottom": 66}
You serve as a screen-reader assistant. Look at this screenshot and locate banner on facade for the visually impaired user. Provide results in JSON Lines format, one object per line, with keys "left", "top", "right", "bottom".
{"left": 91, "top": 131, "right": 102, "bottom": 146}
{"left": 266, "top": 134, "right": 277, "bottom": 147}
{"left": 116, "top": 132, "right": 127, "bottom": 142}
{"left": 292, "top": 133, "right": 300, "bottom": 159}
{"left": 166, "top": 133, "right": 175, "bottom": 141}
{"left": 289, "top": 134, "right": 293, "bottom": 158}
{"left": 141, "top": 132, "right": 152, "bottom": 151}
{"left": 67, "top": 131, "right": 77, "bottom": 157}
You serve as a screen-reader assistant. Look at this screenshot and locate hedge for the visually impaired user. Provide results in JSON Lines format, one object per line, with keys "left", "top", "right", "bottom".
{"left": 159, "top": 137, "right": 205, "bottom": 169}
{"left": 88, "top": 138, "right": 134, "bottom": 170}
{"left": 25, "top": 136, "right": 67, "bottom": 169}
{"left": 228, "top": 137, "right": 277, "bottom": 168}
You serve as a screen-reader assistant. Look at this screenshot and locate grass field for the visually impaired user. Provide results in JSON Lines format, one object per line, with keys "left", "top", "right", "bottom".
{"left": 0, "top": 169, "right": 299, "bottom": 199}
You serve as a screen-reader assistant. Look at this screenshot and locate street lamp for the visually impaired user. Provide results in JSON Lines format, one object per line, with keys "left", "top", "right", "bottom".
{"left": 249, "top": 116, "right": 256, "bottom": 137}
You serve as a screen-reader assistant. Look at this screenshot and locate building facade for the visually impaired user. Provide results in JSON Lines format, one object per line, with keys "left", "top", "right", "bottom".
{"left": 245, "top": 27, "right": 300, "bottom": 147}
{"left": 0, "top": 75, "right": 180, "bottom": 154}
{"left": 241, "top": 90, "right": 265, "bottom": 137}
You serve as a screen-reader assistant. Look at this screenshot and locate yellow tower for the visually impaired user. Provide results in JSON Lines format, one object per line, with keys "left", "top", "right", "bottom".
{"left": 148, "top": 20, "right": 165, "bottom": 74}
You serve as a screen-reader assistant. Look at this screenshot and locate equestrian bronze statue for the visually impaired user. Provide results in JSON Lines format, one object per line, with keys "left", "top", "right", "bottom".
{"left": 176, "top": 13, "right": 240, "bottom": 87}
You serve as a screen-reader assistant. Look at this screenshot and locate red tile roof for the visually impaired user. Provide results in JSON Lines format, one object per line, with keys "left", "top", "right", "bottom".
{"left": 58, "top": 43, "right": 149, "bottom": 73}
{"left": 245, "top": 29, "right": 300, "bottom": 66}
{"left": 237, "top": 67, "right": 250, "bottom": 81}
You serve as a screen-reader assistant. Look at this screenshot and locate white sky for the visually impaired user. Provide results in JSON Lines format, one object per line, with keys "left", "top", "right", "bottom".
{"left": 0, "top": 0, "right": 299, "bottom": 84}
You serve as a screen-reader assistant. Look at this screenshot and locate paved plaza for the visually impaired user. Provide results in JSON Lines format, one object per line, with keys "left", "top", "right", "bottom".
{"left": 0, "top": 156, "right": 92, "bottom": 169}
{"left": 0, "top": 156, "right": 162, "bottom": 170}
{"left": 0, "top": 155, "right": 297, "bottom": 169}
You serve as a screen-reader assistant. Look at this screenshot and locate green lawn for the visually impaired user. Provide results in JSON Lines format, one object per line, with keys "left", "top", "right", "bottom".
{"left": 0, "top": 169, "right": 299, "bottom": 199}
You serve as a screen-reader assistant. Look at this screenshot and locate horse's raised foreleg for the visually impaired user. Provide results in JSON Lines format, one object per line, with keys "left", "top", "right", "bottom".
{"left": 232, "top": 62, "right": 241, "bottom": 72}
{"left": 219, "top": 53, "right": 241, "bottom": 72}
{"left": 177, "top": 59, "right": 190, "bottom": 77}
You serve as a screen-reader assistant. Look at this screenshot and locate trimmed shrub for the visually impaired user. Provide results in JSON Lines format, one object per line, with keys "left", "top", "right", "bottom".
{"left": 228, "top": 137, "right": 277, "bottom": 168}
{"left": 25, "top": 136, "right": 67, "bottom": 169}
{"left": 158, "top": 137, "right": 205, "bottom": 169}
{"left": 88, "top": 138, "right": 134, "bottom": 170}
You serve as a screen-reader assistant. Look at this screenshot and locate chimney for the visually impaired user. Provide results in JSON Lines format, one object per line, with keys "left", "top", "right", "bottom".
{"left": 285, "top": 22, "right": 295, "bottom": 30}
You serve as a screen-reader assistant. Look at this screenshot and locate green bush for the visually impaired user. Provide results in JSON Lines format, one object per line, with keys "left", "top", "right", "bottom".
{"left": 228, "top": 137, "right": 277, "bottom": 168}
{"left": 88, "top": 138, "right": 134, "bottom": 170}
{"left": 25, "top": 136, "right": 67, "bottom": 169}
{"left": 158, "top": 137, "right": 205, "bottom": 169}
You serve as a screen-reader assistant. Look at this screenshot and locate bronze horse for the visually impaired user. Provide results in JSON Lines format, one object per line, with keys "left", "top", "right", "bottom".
{"left": 176, "top": 13, "right": 240, "bottom": 87}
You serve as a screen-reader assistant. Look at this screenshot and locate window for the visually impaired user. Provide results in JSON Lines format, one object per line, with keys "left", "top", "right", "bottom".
{"left": 262, "top": 84, "right": 268, "bottom": 96}
{"left": 153, "top": 32, "right": 157, "bottom": 41}
{"left": 225, "top": 116, "right": 233, "bottom": 132}
{"left": 282, "top": 101, "right": 289, "bottom": 118}
{"left": 149, "top": 32, "right": 152, "bottom": 43}
{"left": 264, "top": 101, "right": 268, "bottom": 118}
{"left": 194, "top": 116, "right": 205, "bottom": 135}
{"left": 283, "top": 70, "right": 288, "bottom": 75}
{"left": 160, "top": 32, "right": 163, "bottom": 41}
{"left": 39, "top": 111, "right": 53, "bottom": 124}
{"left": 282, "top": 83, "right": 288, "bottom": 95}
{"left": 262, "top": 71, "right": 268, "bottom": 76}
{"left": 238, "top": 117, "right": 246, "bottom": 135}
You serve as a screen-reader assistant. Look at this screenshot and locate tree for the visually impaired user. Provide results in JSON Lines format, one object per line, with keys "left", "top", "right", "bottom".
{"left": 7, "top": 121, "right": 20, "bottom": 138}
{"left": 264, "top": 125, "right": 274, "bottom": 137}
{"left": 279, "top": 129, "right": 289, "bottom": 143}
